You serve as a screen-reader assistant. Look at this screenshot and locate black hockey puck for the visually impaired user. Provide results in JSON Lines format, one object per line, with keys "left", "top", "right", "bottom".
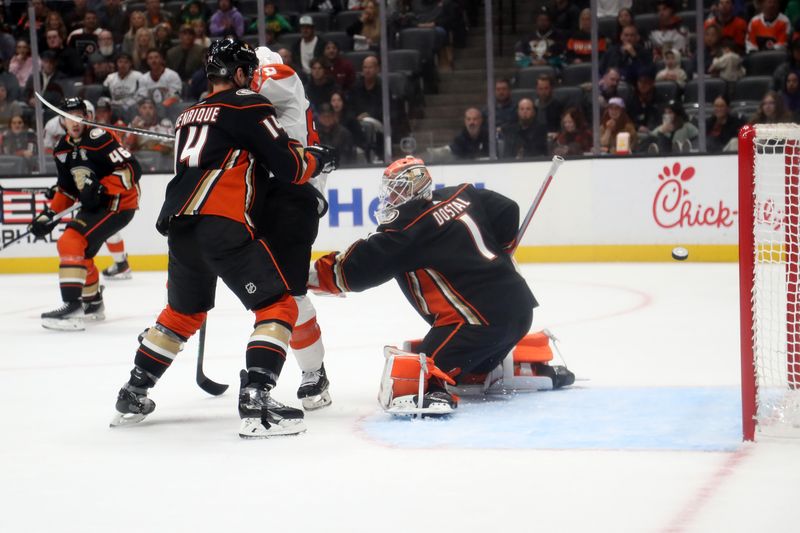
{"left": 671, "top": 247, "right": 689, "bottom": 261}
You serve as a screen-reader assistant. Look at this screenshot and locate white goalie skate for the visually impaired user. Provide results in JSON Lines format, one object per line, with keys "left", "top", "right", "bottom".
{"left": 297, "top": 364, "right": 332, "bottom": 411}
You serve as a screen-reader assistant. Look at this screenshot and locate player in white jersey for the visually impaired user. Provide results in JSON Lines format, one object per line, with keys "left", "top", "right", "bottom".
{"left": 250, "top": 46, "right": 332, "bottom": 410}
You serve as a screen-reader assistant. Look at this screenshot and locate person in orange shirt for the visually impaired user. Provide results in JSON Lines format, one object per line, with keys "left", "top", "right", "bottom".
{"left": 745, "top": 0, "right": 791, "bottom": 52}
{"left": 705, "top": 0, "right": 747, "bottom": 52}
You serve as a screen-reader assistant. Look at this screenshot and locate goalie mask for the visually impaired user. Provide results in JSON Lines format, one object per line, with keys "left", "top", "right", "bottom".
{"left": 376, "top": 156, "right": 432, "bottom": 225}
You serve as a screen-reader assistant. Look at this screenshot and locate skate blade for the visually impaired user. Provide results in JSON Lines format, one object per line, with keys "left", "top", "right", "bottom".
{"left": 109, "top": 412, "right": 148, "bottom": 427}
{"left": 385, "top": 396, "right": 455, "bottom": 417}
{"left": 85, "top": 311, "right": 105, "bottom": 322}
{"left": 301, "top": 390, "right": 332, "bottom": 411}
{"left": 103, "top": 272, "right": 132, "bottom": 281}
{"left": 42, "top": 317, "right": 85, "bottom": 331}
{"left": 238, "top": 417, "right": 306, "bottom": 438}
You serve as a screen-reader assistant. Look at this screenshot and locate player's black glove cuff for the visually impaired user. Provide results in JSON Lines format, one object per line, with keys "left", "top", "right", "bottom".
{"left": 29, "top": 208, "right": 57, "bottom": 237}
{"left": 306, "top": 144, "right": 339, "bottom": 177}
{"left": 79, "top": 175, "right": 107, "bottom": 210}
{"left": 44, "top": 185, "right": 57, "bottom": 200}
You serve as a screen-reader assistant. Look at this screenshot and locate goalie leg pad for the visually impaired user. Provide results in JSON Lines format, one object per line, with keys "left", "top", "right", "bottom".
{"left": 378, "top": 346, "right": 457, "bottom": 416}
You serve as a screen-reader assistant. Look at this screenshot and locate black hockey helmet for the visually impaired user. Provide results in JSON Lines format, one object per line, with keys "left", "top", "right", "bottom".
{"left": 205, "top": 37, "right": 258, "bottom": 84}
{"left": 60, "top": 97, "right": 87, "bottom": 115}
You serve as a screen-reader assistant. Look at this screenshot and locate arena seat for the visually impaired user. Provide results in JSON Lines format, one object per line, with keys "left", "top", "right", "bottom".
{"left": 79, "top": 84, "right": 104, "bottom": 105}
{"left": 684, "top": 78, "right": 726, "bottom": 103}
{"left": 388, "top": 49, "right": 421, "bottom": 75}
{"left": 515, "top": 66, "right": 557, "bottom": 88}
{"left": 335, "top": 10, "right": 363, "bottom": 32}
{"left": 553, "top": 86, "right": 584, "bottom": 109}
{"left": 653, "top": 80, "right": 680, "bottom": 104}
{"left": 561, "top": 63, "right": 593, "bottom": 86}
{"left": 743, "top": 50, "right": 787, "bottom": 77}
{"left": 732, "top": 76, "right": 773, "bottom": 103}
{"left": 598, "top": 16, "right": 617, "bottom": 40}
{"left": 634, "top": 13, "right": 659, "bottom": 37}
{"left": 321, "top": 31, "right": 354, "bottom": 52}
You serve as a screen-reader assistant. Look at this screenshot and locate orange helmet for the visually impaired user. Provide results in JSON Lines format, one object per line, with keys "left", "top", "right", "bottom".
{"left": 376, "top": 156, "right": 432, "bottom": 224}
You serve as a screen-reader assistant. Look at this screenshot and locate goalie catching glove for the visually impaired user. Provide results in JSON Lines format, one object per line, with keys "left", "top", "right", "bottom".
{"left": 79, "top": 174, "right": 107, "bottom": 210}
{"left": 29, "top": 209, "right": 58, "bottom": 237}
{"left": 306, "top": 144, "right": 339, "bottom": 176}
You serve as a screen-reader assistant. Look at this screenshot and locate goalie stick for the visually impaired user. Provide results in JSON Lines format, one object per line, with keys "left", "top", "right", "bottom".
{"left": 0, "top": 202, "right": 81, "bottom": 251}
{"left": 511, "top": 155, "right": 564, "bottom": 254}
{"left": 196, "top": 321, "right": 229, "bottom": 396}
{"left": 35, "top": 92, "right": 177, "bottom": 142}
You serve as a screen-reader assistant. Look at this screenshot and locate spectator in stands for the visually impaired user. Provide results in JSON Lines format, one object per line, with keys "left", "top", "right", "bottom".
{"left": 501, "top": 98, "right": 548, "bottom": 159}
{"left": 209, "top": 0, "right": 244, "bottom": 39}
{"left": 599, "top": 97, "right": 637, "bottom": 154}
{"left": 746, "top": 0, "right": 791, "bottom": 53}
{"left": 167, "top": 25, "right": 205, "bottom": 80}
{"left": 706, "top": 95, "right": 743, "bottom": 152}
{"left": 348, "top": 55, "right": 385, "bottom": 159}
{"left": 566, "top": 8, "right": 607, "bottom": 64}
{"left": 702, "top": 22, "right": 723, "bottom": 72}
{"left": 104, "top": 53, "right": 144, "bottom": 111}
{"left": 588, "top": 66, "right": 622, "bottom": 110}
{"left": 750, "top": 90, "right": 793, "bottom": 124}
{"left": 389, "top": 0, "right": 417, "bottom": 37}
{"left": 123, "top": 11, "right": 147, "bottom": 56}
{"left": 45, "top": 30, "right": 84, "bottom": 77}
{"left": 550, "top": 0, "right": 580, "bottom": 39}
{"left": 249, "top": 2, "right": 293, "bottom": 37}
{"left": 705, "top": 0, "right": 747, "bottom": 52}
{"left": 44, "top": 12, "right": 68, "bottom": 43}
{"left": 534, "top": 74, "right": 563, "bottom": 133}
{"left": 552, "top": 107, "right": 592, "bottom": 156}
{"left": 18, "top": 0, "right": 49, "bottom": 36}
{"left": 414, "top": 0, "right": 466, "bottom": 60}
{"left": 483, "top": 78, "right": 516, "bottom": 130}
{"left": 614, "top": 7, "right": 634, "bottom": 44}
{"left": 8, "top": 40, "right": 32, "bottom": 87}
{"left": 2, "top": 115, "right": 35, "bottom": 157}
{"left": 124, "top": 97, "right": 174, "bottom": 153}
{"left": 652, "top": 100, "right": 698, "bottom": 153}
{"left": 137, "top": 49, "right": 182, "bottom": 108}
{"left": 0, "top": 61, "right": 21, "bottom": 102}
{"left": 94, "top": 96, "right": 126, "bottom": 128}
{"left": 774, "top": 39, "right": 800, "bottom": 89}
{"left": 709, "top": 37, "right": 745, "bottom": 82}
{"left": 330, "top": 90, "right": 366, "bottom": 152}
{"left": 656, "top": 49, "right": 687, "bottom": 88}
{"left": 309, "top": 0, "right": 345, "bottom": 14}
{"left": 145, "top": 0, "right": 172, "bottom": 29}
{"left": 514, "top": 6, "right": 565, "bottom": 69}
{"left": 93, "top": 30, "right": 119, "bottom": 62}
{"left": 294, "top": 15, "right": 325, "bottom": 75}
{"left": 99, "top": 0, "right": 127, "bottom": 43}
{"left": 322, "top": 40, "right": 355, "bottom": 91}
{"left": 598, "top": 0, "right": 632, "bottom": 18}
{"left": 192, "top": 19, "right": 211, "bottom": 49}
{"left": 627, "top": 66, "right": 661, "bottom": 138}
{"left": 307, "top": 58, "right": 340, "bottom": 112}
{"left": 179, "top": 0, "right": 207, "bottom": 26}
{"left": 154, "top": 22, "right": 174, "bottom": 59}
{"left": 0, "top": 84, "right": 24, "bottom": 128}
{"left": 600, "top": 24, "right": 652, "bottom": 82}
{"left": 450, "top": 106, "right": 489, "bottom": 159}
{"left": 87, "top": 40, "right": 117, "bottom": 85}
{"left": 317, "top": 102, "right": 356, "bottom": 164}
{"left": 347, "top": 0, "right": 381, "bottom": 52}
{"left": 649, "top": 0, "right": 689, "bottom": 61}
{"left": 67, "top": 10, "right": 104, "bottom": 59}
{"left": 131, "top": 28, "right": 157, "bottom": 72}
{"left": 25, "top": 51, "right": 65, "bottom": 107}
{"left": 780, "top": 72, "right": 800, "bottom": 120}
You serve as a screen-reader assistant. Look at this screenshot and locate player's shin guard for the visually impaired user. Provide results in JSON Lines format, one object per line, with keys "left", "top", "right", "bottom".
{"left": 378, "top": 346, "right": 458, "bottom": 417}
{"left": 290, "top": 296, "right": 331, "bottom": 410}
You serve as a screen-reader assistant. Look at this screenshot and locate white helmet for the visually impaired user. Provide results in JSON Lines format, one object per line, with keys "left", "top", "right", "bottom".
{"left": 83, "top": 99, "right": 95, "bottom": 121}
{"left": 255, "top": 45, "right": 283, "bottom": 66}
{"left": 376, "top": 156, "right": 433, "bottom": 225}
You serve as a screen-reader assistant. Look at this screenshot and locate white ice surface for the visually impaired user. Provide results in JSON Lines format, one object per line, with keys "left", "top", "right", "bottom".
{"left": 1, "top": 263, "right": 798, "bottom": 533}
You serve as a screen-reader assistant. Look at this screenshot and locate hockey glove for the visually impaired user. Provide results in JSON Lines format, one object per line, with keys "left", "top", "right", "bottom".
{"left": 29, "top": 209, "right": 58, "bottom": 237}
{"left": 306, "top": 144, "right": 339, "bottom": 177}
{"left": 79, "top": 175, "right": 107, "bottom": 210}
{"left": 44, "top": 184, "right": 57, "bottom": 200}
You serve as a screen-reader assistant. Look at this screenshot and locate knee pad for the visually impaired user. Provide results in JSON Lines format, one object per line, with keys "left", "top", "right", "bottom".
{"left": 254, "top": 293, "right": 299, "bottom": 329}
{"left": 57, "top": 228, "right": 88, "bottom": 263}
{"left": 156, "top": 305, "right": 206, "bottom": 340}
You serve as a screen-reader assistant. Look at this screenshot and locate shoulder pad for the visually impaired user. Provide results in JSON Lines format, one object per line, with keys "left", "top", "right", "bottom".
{"left": 89, "top": 127, "right": 108, "bottom": 139}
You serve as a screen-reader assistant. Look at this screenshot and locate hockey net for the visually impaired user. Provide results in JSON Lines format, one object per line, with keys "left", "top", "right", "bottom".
{"left": 739, "top": 124, "right": 800, "bottom": 441}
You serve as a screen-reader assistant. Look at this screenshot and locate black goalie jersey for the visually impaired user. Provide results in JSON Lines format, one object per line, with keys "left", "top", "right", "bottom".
{"left": 157, "top": 87, "right": 319, "bottom": 234}
{"left": 315, "top": 184, "right": 537, "bottom": 327}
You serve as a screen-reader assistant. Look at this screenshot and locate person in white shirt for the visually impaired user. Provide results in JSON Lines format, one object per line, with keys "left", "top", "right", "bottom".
{"left": 292, "top": 15, "right": 324, "bottom": 75}
{"left": 104, "top": 53, "right": 144, "bottom": 111}
{"left": 135, "top": 49, "right": 182, "bottom": 107}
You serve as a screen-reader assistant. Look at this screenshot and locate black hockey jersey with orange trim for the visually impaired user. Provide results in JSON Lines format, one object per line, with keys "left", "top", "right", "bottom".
{"left": 52, "top": 128, "right": 141, "bottom": 212}
{"left": 157, "top": 87, "right": 318, "bottom": 234}
{"left": 316, "top": 184, "right": 537, "bottom": 327}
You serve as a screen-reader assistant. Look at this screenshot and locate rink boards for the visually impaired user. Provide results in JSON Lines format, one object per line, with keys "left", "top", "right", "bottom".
{"left": 0, "top": 154, "right": 739, "bottom": 272}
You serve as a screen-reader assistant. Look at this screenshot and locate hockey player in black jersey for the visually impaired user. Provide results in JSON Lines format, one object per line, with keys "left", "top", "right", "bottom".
{"left": 111, "top": 38, "right": 338, "bottom": 437}
{"left": 310, "top": 156, "right": 573, "bottom": 415}
{"left": 31, "top": 97, "right": 141, "bottom": 331}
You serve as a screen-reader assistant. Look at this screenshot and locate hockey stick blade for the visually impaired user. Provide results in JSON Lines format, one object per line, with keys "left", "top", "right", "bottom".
{"left": 196, "top": 321, "right": 228, "bottom": 396}
{"left": 35, "top": 92, "right": 177, "bottom": 142}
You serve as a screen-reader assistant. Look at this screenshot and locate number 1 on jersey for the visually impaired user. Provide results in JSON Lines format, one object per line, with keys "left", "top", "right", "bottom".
{"left": 179, "top": 125, "right": 209, "bottom": 167}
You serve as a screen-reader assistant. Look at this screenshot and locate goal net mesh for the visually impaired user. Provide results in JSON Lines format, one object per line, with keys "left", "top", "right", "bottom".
{"left": 750, "top": 124, "right": 800, "bottom": 435}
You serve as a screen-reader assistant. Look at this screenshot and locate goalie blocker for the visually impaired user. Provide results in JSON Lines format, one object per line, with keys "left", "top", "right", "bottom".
{"left": 380, "top": 331, "right": 575, "bottom": 416}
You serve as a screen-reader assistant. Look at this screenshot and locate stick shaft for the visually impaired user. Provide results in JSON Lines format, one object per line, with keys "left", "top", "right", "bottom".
{"left": 0, "top": 202, "right": 81, "bottom": 252}
{"left": 512, "top": 156, "right": 564, "bottom": 254}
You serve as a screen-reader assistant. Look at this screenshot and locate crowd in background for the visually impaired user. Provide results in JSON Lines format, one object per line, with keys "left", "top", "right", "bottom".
{"left": 1, "top": 0, "right": 800, "bottom": 171}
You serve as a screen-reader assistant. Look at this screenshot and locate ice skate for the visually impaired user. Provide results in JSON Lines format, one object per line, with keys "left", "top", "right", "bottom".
{"left": 41, "top": 301, "right": 85, "bottom": 331}
{"left": 536, "top": 364, "right": 575, "bottom": 389}
{"left": 102, "top": 258, "right": 132, "bottom": 280}
{"left": 110, "top": 368, "right": 156, "bottom": 427}
{"left": 387, "top": 389, "right": 457, "bottom": 417}
{"left": 239, "top": 371, "right": 306, "bottom": 438}
{"left": 297, "top": 364, "right": 332, "bottom": 411}
{"left": 83, "top": 286, "right": 105, "bottom": 321}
